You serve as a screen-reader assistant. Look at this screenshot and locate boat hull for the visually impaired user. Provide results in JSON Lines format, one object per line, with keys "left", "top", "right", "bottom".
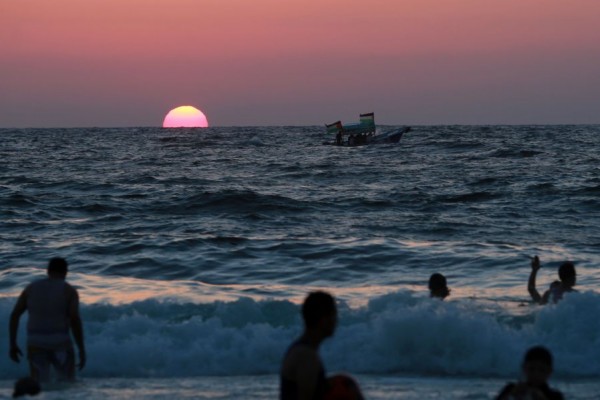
{"left": 324, "top": 127, "right": 411, "bottom": 146}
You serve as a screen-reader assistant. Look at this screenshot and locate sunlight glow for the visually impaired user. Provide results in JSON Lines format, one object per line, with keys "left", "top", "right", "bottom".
{"left": 163, "top": 105, "right": 209, "bottom": 128}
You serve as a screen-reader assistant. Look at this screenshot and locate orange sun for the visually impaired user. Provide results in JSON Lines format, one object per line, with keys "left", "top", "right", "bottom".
{"left": 163, "top": 105, "right": 209, "bottom": 128}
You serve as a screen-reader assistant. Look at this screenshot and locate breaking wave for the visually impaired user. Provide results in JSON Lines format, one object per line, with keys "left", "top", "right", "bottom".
{"left": 1, "top": 291, "right": 599, "bottom": 379}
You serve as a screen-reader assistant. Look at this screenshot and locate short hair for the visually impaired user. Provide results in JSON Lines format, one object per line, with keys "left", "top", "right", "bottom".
{"left": 428, "top": 273, "right": 447, "bottom": 290}
{"left": 47, "top": 257, "right": 68, "bottom": 275}
{"left": 302, "top": 291, "right": 336, "bottom": 328}
{"left": 523, "top": 346, "right": 553, "bottom": 367}
{"left": 558, "top": 262, "right": 575, "bottom": 281}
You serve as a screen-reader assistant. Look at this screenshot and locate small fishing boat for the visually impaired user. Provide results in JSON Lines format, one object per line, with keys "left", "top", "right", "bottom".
{"left": 324, "top": 112, "right": 410, "bottom": 146}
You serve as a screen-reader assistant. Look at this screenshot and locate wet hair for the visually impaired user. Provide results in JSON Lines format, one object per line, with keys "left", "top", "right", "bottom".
{"left": 47, "top": 257, "right": 68, "bottom": 275}
{"left": 302, "top": 291, "right": 336, "bottom": 328}
{"left": 558, "top": 262, "right": 575, "bottom": 282}
{"left": 523, "top": 346, "right": 553, "bottom": 367}
{"left": 428, "top": 273, "right": 447, "bottom": 291}
{"left": 13, "top": 377, "right": 41, "bottom": 398}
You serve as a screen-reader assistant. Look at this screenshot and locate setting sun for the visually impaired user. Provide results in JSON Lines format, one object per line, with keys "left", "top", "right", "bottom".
{"left": 162, "top": 106, "right": 209, "bottom": 128}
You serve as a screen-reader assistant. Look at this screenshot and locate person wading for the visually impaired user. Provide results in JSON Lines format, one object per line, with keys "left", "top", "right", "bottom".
{"left": 9, "top": 257, "right": 86, "bottom": 382}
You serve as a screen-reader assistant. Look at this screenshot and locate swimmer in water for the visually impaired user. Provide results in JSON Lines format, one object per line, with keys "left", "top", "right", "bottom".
{"left": 280, "top": 291, "right": 365, "bottom": 400}
{"left": 428, "top": 273, "right": 450, "bottom": 300}
{"left": 528, "top": 256, "right": 576, "bottom": 305}
{"left": 495, "top": 346, "right": 564, "bottom": 400}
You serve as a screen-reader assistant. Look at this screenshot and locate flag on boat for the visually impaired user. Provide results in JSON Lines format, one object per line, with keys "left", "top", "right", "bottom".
{"left": 359, "top": 112, "right": 375, "bottom": 126}
{"left": 326, "top": 121, "right": 343, "bottom": 134}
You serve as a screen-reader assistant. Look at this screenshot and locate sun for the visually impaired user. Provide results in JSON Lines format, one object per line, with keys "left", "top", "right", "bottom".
{"left": 162, "top": 105, "right": 209, "bottom": 128}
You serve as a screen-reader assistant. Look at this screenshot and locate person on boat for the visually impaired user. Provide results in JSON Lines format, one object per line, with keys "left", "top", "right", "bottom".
{"left": 280, "top": 291, "right": 365, "bottom": 400}
{"left": 9, "top": 257, "right": 86, "bottom": 382}
{"left": 428, "top": 273, "right": 450, "bottom": 300}
{"left": 528, "top": 256, "right": 576, "bottom": 305}
{"left": 336, "top": 131, "right": 343, "bottom": 146}
{"left": 495, "top": 346, "right": 563, "bottom": 400}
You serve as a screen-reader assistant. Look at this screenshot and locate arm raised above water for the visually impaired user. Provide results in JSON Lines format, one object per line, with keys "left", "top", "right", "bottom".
{"left": 528, "top": 256, "right": 549, "bottom": 305}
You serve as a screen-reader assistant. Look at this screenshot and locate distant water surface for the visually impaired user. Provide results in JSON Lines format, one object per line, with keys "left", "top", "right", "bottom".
{"left": 1, "top": 126, "right": 599, "bottom": 389}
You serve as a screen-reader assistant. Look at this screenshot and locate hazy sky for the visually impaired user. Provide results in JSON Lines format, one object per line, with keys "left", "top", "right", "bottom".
{"left": 1, "top": 0, "right": 599, "bottom": 127}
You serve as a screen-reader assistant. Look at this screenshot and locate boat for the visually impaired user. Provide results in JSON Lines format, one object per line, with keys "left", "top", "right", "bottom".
{"left": 324, "top": 112, "right": 410, "bottom": 146}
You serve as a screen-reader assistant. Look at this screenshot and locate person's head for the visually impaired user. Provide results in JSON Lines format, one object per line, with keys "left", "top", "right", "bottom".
{"left": 302, "top": 291, "right": 337, "bottom": 338}
{"left": 13, "top": 377, "right": 41, "bottom": 398}
{"left": 47, "top": 257, "right": 68, "bottom": 279}
{"left": 522, "top": 346, "right": 553, "bottom": 386}
{"left": 558, "top": 262, "right": 576, "bottom": 288}
{"left": 428, "top": 273, "right": 450, "bottom": 299}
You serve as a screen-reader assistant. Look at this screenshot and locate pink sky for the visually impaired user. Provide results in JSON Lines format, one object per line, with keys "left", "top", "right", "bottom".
{"left": 1, "top": 0, "right": 599, "bottom": 127}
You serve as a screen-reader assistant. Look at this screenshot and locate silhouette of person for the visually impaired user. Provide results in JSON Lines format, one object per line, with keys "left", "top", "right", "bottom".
{"left": 280, "top": 291, "right": 364, "bottom": 400}
{"left": 528, "top": 256, "right": 576, "bottom": 305}
{"left": 495, "top": 346, "right": 564, "bottom": 400}
{"left": 336, "top": 131, "right": 343, "bottom": 146}
{"left": 428, "top": 273, "right": 450, "bottom": 300}
{"left": 9, "top": 257, "right": 86, "bottom": 382}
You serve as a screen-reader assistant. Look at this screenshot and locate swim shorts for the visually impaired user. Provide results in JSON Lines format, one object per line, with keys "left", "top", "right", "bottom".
{"left": 27, "top": 346, "right": 75, "bottom": 382}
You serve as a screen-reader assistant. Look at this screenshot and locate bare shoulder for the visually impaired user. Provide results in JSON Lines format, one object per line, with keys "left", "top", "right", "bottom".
{"left": 540, "top": 289, "right": 551, "bottom": 305}
{"left": 64, "top": 281, "right": 78, "bottom": 291}
{"left": 12, "top": 286, "right": 30, "bottom": 312}
{"left": 64, "top": 282, "right": 80, "bottom": 299}
{"left": 21, "top": 283, "right": 32, "bottom": 296}
{"left": 25, "top": 278, "right": 44, "bottom": 291}
{"left": 22, "top": 279, "right": 43, "bottom": 296}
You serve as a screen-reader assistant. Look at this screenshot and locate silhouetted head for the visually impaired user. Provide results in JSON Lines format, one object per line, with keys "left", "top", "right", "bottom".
{"left": 558, "top": 262, "right": 576, "bottom": 288}
{"left": 522, "top": 346, "right": 553, "bottom": 386}
{"left": 47, "top": 257, "right": 68, "bottom": 279}
{"left": 428, "top": 273, "right": 450, "bottom": 299}
{"left": 13, "top": 377, "right": 41, "bottom": 398}
{"left": 302, "top": 291, "right": 337, "bottom": 338}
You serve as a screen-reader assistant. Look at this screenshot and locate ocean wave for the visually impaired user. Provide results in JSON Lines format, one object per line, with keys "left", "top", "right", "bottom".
{"left": 152, "top": 190, "right": 311, "bottom": 215}
{"left": 1, "top": 193, "right": 37, "bottom": 207}
{"left": 577, "top": 184, "right": 600, "bottom": 194}
{"left": 438, "top": 191, "right": 502, "bottom": 203}
{"left": 2, "top": 291, "right": 600, "bottom": 379}
{"left": 490, "top": 149, "right": 543, "bottom": 158}
{"left": 467, "top": 177, "right": 499, "bottom": 187}
{"left": 526, "top": 182, "right": 558, "bottom": 193}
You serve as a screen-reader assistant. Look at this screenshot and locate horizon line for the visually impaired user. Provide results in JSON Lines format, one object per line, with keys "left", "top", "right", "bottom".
{"left": 1, "top": 122, "right": 600, "bottom": 130}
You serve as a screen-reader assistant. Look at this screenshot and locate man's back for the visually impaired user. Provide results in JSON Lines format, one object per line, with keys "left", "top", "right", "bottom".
{"left": 26, "top": 278, "right": 75, "bottom": 350}
{"left": 9, "top": 258, "right": 86, "bottom": 382}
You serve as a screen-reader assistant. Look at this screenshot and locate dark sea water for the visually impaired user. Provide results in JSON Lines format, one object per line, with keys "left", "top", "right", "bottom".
{"left": 1, "top": 126, "right": 599, "bottom": 398}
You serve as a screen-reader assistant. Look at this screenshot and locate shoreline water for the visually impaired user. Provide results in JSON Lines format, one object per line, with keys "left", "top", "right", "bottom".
{"left": 1, "top": 375, "right": 598, "bottom": 400}
{"left": 1, "top": 126, "right": 599, "bottom": 396}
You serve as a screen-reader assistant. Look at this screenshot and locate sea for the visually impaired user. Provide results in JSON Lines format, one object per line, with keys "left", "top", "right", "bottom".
{"left": 0, "top": 125, "right": 599, "bottom": 399}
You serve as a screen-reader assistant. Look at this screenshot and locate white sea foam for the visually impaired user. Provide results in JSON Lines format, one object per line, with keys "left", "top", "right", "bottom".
{"left": 2, "top": 290, "right": 599, "bottom": 380}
